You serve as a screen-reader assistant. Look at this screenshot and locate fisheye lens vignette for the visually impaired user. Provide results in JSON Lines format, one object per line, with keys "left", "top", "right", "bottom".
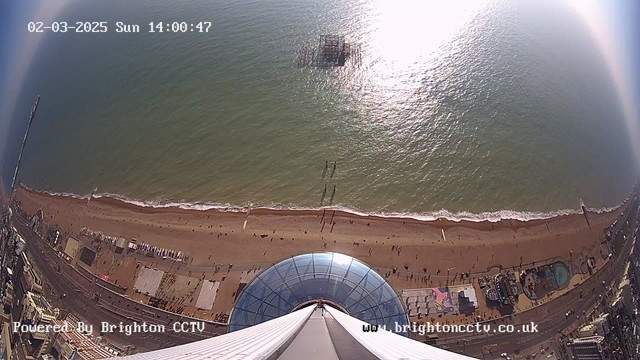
{"left": 1, "top": 0, "right": 639, "bottom": 359}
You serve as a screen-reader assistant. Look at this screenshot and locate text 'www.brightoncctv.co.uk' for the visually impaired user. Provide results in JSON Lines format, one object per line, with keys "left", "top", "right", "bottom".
{"left": 363, "top": 322, "right": 539, "bottom": 335}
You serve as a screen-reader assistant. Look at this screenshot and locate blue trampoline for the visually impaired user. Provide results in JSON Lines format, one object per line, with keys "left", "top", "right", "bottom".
{"left": 553, "top": 262, "right": 571, "bottom": 288}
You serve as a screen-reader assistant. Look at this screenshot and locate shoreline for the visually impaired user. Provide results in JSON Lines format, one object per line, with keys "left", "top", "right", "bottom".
{"left": 13, "top": 184, "right": 628, "bottom": 270}
{"left": 13, "top": 183, "right": 633, "bottom": 327}
{"left": 19, "top": 184, "right": 632, "bottom": 225}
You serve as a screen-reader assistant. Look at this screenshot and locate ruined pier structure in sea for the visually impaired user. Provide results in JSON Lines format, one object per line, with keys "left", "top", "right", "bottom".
{"left": 298, "top": 35, "right": 362, "bottom": 68}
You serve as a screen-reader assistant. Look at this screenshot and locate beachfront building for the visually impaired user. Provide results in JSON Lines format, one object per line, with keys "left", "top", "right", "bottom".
{"left": 229, "top": 252, "right": 409, "bottom": 335}
{"left": 48, "top": 319, "right": 115, "bottom": 360}
{"left": 20, "top": 251, "right": 43, "bottom": 294}
{"left": 109, "top": 252, "right": 474, "bottom": 359}
{"left": 485, "top": 273, "right": 519, "bottom": 307}
{"left": 0, "top": 322, "right": 12, "bottom": 360}
{"left": 566, "top": 336, "right": 606, "bottom": 360}
{"left": 19, "top": 291, "right": 58, "bottom": 357}
{"left": 400, "top": 284, "right": 479, "bottom": 320}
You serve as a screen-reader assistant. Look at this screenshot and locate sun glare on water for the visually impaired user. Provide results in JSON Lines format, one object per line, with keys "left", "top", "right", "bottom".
{"left": 364, "top": 0, "right": 489, "bottom": 79}
{"left": 369, "top": 0, "right": 487, "bottom": 58}
{"left": 341, "top": 0, "right": 491, "bottom": 131}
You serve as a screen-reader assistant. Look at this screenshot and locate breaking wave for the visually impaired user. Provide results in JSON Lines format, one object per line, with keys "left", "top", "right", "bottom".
{"left": 21, "top": 185, "right": 627, "bottom": 223}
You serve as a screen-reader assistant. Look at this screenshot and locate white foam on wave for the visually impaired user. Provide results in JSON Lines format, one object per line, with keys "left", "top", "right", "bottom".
{"left": 94, "top": 192, "right": 248, "bottom": 212}
{"left": 22, "top": 185, "right": 627, "bottom": 223}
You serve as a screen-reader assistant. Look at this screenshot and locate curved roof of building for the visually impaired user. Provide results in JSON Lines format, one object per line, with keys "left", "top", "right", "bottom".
{"left": 230, "top": 252, "right": 409, "bottom": 335}
{"left": 112, "top": 305, "right": 475, "bottom": 360}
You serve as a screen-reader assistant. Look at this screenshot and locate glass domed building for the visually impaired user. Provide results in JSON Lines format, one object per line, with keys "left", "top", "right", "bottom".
{"left": 117, "top": 253, "right": 474, "bottom": 359}
{"left": 229, "top": 252, "right": 409, "bottom": 335}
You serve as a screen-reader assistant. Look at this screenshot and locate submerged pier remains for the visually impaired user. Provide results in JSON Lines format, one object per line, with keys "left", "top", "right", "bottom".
{"left": 11, "top": 95, "right": 40, "bottom": 196}
{"left": 298, "top": 35, "right": 361, "bottom": 68}
{"left": 320, "top": 160, "right": 338, "bottom": 207}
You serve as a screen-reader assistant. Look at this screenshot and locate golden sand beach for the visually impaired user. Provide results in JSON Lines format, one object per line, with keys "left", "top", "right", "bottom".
{"left": 10, "top": 184, "right": 632, "bottom": 326}
{"left": 14, "top": 186, "right": 624, "bottom": 277}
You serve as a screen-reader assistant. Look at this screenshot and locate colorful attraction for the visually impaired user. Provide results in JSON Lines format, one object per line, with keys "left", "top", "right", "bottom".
{"left": 522, "top": 261, "right": 571, "bottom": 300}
